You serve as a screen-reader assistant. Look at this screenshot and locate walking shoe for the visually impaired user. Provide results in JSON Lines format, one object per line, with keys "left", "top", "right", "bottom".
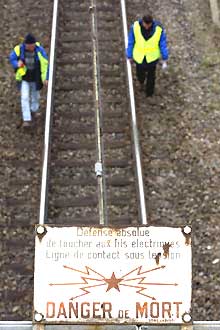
{"left": 139, "top": 83, "right": 145, "bottom": 92}
{"left": 146, "top": 92, "right": 154, "bottom": 97}
{"left": 16, "top": 119, "right": 23, "bottom": 129}
{"left": 146, "top": 95, "right": 157, "bottom": 105}
{"left": 32, "top": 111, "right": 40, "bottom": 119}
{"left": 22, "top": 121, "right": 32, "bottom": 128}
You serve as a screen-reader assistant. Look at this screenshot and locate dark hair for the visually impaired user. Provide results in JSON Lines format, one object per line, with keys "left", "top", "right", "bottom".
{"left": 142, "top": 15, "right": 153, "bottom": 24}
{"left": 25, "top": 33, "right": 36, "bottom": 44}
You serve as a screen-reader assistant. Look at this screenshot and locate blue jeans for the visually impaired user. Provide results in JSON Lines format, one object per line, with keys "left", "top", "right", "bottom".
{"left": 21, "top": 81, "right": 40, "bottom": 121}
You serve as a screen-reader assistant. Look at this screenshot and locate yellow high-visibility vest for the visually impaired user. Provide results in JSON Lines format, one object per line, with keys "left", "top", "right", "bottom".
{"left": 14, "top": 45, "right": 27, "bottom": 81}
{"left": 133, "top": 21, "right": 162, "bottom": 64}
{"left": 14, "top": 42, "right": 48, "bottom": 82}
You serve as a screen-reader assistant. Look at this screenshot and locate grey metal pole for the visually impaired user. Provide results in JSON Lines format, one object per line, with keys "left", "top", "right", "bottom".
{"left": 120, "top": 0, "right": 147, "bottom": 224}
{"left": 180, "top": 325, "right": 193, "bottom": 330}
{"left": 209, "top": 0, "right": 220, "bottom": 27}
{"left": 0, "top": 321, "right": 32, "bottom": 329}
{"left": 194, "top": 320, "right": 220, "bottom": 328}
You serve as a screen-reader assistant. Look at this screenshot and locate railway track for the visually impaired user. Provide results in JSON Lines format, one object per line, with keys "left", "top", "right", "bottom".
{"left": 126, "top": 0, "right": 219, "bottom": 320}
{"left": 1, "top": 0, "right": 219, "bottom": 323}
{"left": 1, "top": 0, "right": 141, "bottom": 320}
{"left": 46, "top": 0, "right": 139, "bottom": 227}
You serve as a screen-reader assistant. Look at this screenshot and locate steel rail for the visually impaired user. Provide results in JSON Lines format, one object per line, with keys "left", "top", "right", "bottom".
{"left": 39, "top": 0, "right": 59, "bottom": 225}
{"left": 91, "top": 0, "right": 107, "bottom": 225}
{"left": 120, "top": 0, "right": 147, "bottom": 224}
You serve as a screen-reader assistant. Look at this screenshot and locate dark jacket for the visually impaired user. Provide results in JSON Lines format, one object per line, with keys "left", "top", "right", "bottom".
{"left": 9, "top": 42, "right": 49, "bottom": 90}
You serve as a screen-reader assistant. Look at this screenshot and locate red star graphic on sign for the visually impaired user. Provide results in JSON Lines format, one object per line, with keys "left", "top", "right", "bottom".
{"left": 104, "top": 272, "right": 123, "bottom": 292}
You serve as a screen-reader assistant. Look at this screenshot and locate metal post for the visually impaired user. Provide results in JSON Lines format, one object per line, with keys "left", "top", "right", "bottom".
{"left": 120, "top": 0, "right": 147, "bottom": 224}
{"left": 39, "top": 0, "right": 59, "bottom": 225}
{"left": 33, "top": 324, "right": 44, "bottom": 330}
{"left": 181, "top": 325, "right": 193, "bottom": 330}
{"left": 209, "top": 0, "right": 220, "bottom": 27}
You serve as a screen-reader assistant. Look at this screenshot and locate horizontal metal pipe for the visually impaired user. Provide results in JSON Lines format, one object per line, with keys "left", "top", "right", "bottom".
{"left": 0, "top": 322, "right": 32, "bottom": 324}
{"left": 194, "top": 321, "right": 220, "bottom": 324}
{"left": 0, "top": 321, "right": 32, "bottom": 329}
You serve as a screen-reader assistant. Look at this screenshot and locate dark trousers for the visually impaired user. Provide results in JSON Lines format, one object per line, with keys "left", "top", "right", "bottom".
{"left": 136, "top": 60, "right": 157, "bottom": 96}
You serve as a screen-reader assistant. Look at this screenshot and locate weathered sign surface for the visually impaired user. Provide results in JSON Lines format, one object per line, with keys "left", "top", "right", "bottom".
{"left": 34, "top": 226, "right": 191, "bottom": 324}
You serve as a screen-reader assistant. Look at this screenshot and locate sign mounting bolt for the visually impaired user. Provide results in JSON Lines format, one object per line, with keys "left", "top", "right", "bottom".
{"left": 34, "top": 312, "right": 44, "bottom": 322}
{"left": 182, "top": 312, "right": 192, "bottom": 323}
{"left": 36, "top": 225, "right": 46, "bottom": 235}
{"left": 35, "top": 225, "right": 47, "bottom": 240}
{"left": 183, "top": 226, "right": 191, "bottom": 235}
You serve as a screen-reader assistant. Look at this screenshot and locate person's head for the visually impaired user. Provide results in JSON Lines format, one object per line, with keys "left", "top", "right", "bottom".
{"left": 142, "top": 15, "right": 153, "bottom": 30}
{"left": 24, "top": 33, "right": 36, "bottom": 52}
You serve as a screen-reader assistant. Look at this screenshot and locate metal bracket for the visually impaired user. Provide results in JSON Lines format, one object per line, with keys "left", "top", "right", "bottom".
{"left": 95, "top": 161, "right": 103, "bottom": 177}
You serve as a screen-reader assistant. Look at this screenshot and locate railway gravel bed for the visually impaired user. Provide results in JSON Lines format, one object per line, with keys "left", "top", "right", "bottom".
{"left": 47, "top": 0, "right": 100, "bottom": 224}
{"left": 96, "top": 0, "right": 138, "bottom": 224}
{"left": 47, "top": 0, "right": 138, "bottom": 226}
{"left": 126, "top": 0, "right": 220, "bottom": 320}
{"left": 0, "top": 0, "right": 219, "bottom": 322}
{"left": 0, "top": 0, "right": 53, "bottom": 320}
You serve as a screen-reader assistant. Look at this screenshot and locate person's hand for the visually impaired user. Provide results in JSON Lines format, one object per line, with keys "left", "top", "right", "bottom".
{"left": 43, "top": 80, "right": 48, "bottom": 87}
{"left": 162, "top": 61, "right": 168, "bottom": 70}
{"left": 18, "top": 60, "right": 24, "bottom": 68}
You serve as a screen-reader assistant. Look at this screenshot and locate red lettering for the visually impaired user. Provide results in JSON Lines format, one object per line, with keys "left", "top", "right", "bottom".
{"left": 136, "top": 302, "right": 148, "bottom": 317}
{"left": 173, "top": 302, "right": 182, "bottom": 318}
{"left": 102, "top": 302, "right": 112, "bottom": 318}
{"left": 93, "top": 302, "right": 101, "bottom": 318}
{"left": 46, "top": 302, "right": 55, "bottom": 318}
{"left": 81, "top": 302, "right": 90, "bottom": 318}
{"left": 57, "top": 302, "right": 67, "bottom": 318}
{"left": 162, "top": 302, "right": 172, "bottom": 318}
{"left": 150, "top": 302, "right": 159, "bottom": 318}
{"left": 69, "top": 302, "right": 78, "bottom": 318}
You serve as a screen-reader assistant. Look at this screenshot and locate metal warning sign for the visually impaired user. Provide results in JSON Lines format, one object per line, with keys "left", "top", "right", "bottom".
{"left": 34, "top": 226, "right": 192, "bottom": 324}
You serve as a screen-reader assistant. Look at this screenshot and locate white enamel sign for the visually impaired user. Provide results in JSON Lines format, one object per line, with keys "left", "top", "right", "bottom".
{"left": 34, "top": 226, "right": 191, "bottom": 324}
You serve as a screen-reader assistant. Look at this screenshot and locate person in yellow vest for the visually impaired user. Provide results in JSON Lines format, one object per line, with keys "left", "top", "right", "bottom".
{"left": 126, "top": 15, "right": 168, "bottom": 97}
{"left": 9, "top": 34, "right": 49, "bottom": 127}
